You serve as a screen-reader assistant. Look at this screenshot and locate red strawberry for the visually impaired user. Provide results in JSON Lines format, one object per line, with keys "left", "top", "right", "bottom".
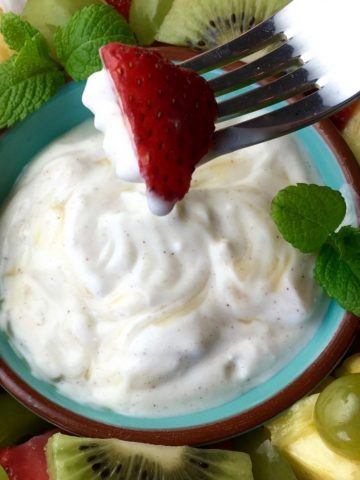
{"left": 105, "top": 0, "right": 132, "bottom": 20}
{"left": 100, "top": 43, "right": 217, "bottom": 204}
{"left": 0, "top": 431, "right": 55, "bottom": 480}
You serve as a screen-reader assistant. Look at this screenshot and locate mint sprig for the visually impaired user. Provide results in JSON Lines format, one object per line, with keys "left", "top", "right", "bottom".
{"left": 54, "top": 4, "right": 136, "bottom": 81}
{"left": 272, "top": 184, "right": 360, "bottom": 317}
{"left": 315, "top": 227, "right": 360, "bottom": 316}
{"left": 0, "top": 5, "right": 137, "bottom": 128}
{"left": 271, "top": 184, "right": 346, "bottom": 253}
{"left": 0, "top": 12, "right": 38, "bottom": 52}
{"left": 0, "top": 16, "right": 65, "bottom": 129}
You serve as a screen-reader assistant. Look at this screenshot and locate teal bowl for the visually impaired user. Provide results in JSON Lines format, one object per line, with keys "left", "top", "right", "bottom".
{"left": 0, "top": 78, "right": 359, "bottom": 446}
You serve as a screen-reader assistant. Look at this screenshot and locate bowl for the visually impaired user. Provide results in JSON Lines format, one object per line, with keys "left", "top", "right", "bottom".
{"left": 0, "top": 76, "right": 359, "bottom": 446}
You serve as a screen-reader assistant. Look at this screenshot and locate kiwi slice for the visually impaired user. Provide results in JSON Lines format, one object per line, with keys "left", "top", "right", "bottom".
{"left": 129, "top": 0, "right": 174, "bottom": 45}
{"left": 0, "top": 465, "right": 8, "bottom": 480}
{"left": 0, "top": 394, "right": 50, "bottom": 447}
{"left": 46, "top": 433, "right": 254, "bottom": 479}
{"left": 155, "top": 0, "right": 289, "bottom": 50}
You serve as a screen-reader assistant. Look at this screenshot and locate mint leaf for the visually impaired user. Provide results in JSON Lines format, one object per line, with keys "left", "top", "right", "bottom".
{"left": 271, "top": 184, "right": 346, "bottom": 253}
{"left": 0, "top": 35, "right": 65, "bottom": 128}
{"left": 0, "top": 12, "right": 39, "bottom": 52}
{"left": 315, "top": 226, "right": 360, "bottom": 316}
{"left": 54, "top": 4, "right": 136, "bottom": 81}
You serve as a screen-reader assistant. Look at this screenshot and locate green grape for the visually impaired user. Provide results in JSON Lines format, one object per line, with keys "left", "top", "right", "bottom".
{"left": 0, "top": 465, "right": 8, "bottom": 480}
{"left": 22, "top": 0, "right": 103, "bottom": 49}
{"left": 315, "top": 373, "right": 360, "bottom": 460}
{"left": 0, "top": 394, "right": 50, "bottom": 447}
{"left": 234, "top": 428, "right": 297, "bottom": 480}
{"left": 129, "top": 0, "right": 174, "bottom": 45}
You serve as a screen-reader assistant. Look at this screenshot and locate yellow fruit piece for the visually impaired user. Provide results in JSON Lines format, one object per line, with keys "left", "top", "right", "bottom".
{"left": 267, "top": 394, "right": 360, "bottom": 480}
{"left": 0, "top": 8, "right": 12, "bottom": 62}
{"left": 335, "top": 354, "right": 360, "bottom": 378}
{"left": 0, "top": 33, "right": 11, "bottom": 62}
{"left": 343, "top": 102, "right": 360, "bottom": 164}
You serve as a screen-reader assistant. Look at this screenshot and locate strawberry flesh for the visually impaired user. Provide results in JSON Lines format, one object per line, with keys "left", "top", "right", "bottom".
{"left": 0, "top": 431, "right": 55, "bottom": 480}
{"left": 105, "top": 0, "right": 132, "bottom": 21}
{"left": 100, "top": 43, "right": 218, "bottom": 203}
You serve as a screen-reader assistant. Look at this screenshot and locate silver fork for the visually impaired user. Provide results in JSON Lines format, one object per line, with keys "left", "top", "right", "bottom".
{"left": 180, "top": 0, "right": 360, "bottom": 161}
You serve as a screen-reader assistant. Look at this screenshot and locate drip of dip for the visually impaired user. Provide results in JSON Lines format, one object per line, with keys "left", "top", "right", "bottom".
{"left": 82, "top": 68, "right": 176, "bottom": 216}
{"left": 0, "top": 121, "right": 323, "bottom": 417}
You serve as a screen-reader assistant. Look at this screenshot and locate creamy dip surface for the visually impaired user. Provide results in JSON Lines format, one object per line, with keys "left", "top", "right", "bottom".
{"left": 0, "top": 121, "right": 322, "bottom": 416}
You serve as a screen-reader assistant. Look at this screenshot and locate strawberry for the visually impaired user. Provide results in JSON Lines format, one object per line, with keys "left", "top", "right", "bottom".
{"left": 0, "top": 431, "right": 55, "bottom": 480}
{"left": 100, "top": 43, "right": 217, "bottom": 204}
{"left": 105, "top": 0, "right": 132, "bottom": 21}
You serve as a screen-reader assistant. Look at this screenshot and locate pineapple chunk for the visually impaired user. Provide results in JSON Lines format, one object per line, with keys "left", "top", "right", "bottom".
{"left": 343, "top": 102, "right": 360, "bottom": 164}
{"left": 335, "top": 354, "right": 360, "bottom": 378}
{"left": 267, "top": 395, "right": 360, "bottom": 480}
{"left": 0, "top": 8, "right": 13, "bottom": 62}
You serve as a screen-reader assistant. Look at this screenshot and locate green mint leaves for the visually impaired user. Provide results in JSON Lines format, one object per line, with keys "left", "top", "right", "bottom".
{"left": 271, "top": 184, "right": 346, "bottom": 253}
{"left": 0, "top": 15, "right": 64, "bottom": 128}
{"left": 316, "top": 227, "right": 360, "bottom": 316}
{"left": 0, "top": 12, "right": 38, "bottom": 51}
{"left": 272, "top": 184, "right": 360, "bottom": 317}
{"left": 54, "top": 4, "right": 136, "bottom": 81}
{"left": 0, "top": 4, "right": 136, "bottom": 127}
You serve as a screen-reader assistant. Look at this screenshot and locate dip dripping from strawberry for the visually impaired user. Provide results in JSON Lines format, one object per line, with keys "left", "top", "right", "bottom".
{"left": 83, "top": 43, "right": 217, "bottom": 215}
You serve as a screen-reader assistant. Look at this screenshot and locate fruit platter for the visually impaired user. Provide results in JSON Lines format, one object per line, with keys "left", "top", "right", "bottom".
{"left": 0, "top": 0, "right": 360, "bottom": 479}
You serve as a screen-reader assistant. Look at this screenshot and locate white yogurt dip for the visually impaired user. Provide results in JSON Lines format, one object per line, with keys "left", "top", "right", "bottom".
{"left": 0, "top": 121, "right": 322, "bottom": 416}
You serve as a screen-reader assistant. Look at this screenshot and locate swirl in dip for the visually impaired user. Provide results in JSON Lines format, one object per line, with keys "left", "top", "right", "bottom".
{"left": 0, "top": 121, "right": 321, "bottom": 416}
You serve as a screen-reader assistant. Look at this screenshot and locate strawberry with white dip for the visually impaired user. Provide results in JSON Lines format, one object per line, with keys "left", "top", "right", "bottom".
{"left": 82, "top": 43, "right": 217, "bottom": 215}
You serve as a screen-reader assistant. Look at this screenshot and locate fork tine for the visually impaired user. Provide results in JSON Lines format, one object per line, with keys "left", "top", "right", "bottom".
{"left": 204, "top": 88, "right": 360, "bottom": 160}
{"left": 208, "top": 42, "right": 302, "bottom": 95}
{"left": 217, "top": 66, "right": 318, "bottom": 118}
{"left": 180, "top": 16, "right": 283, "bottom": 73}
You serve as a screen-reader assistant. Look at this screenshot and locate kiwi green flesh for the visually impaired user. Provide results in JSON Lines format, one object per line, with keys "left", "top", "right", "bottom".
{"left": 129, "top": 0, "right": 174, "bottom": 45}
{"left": 22, "top": 0, "right": 103, "bottom": 49}
{"left": 155, "top": 0, "right": 290, "bottom": 50}
{"left": 0, "top": 465, "right": 8, "bottom": 480}
{"left": 46, "top": 433, "right": 254, "bottom": 479}
{"left": 0, "top": 394, "right": 50, "bottom": 448}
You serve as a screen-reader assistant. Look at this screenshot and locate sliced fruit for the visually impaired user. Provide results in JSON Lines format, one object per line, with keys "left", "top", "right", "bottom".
{"left": 0, "top": 431, "right": 54, "bottom": 480}
{"left": 342, "top": 101, "right": 360, "bottom": 164}
{"left": 22, "top": 0, "right": 103, "bottom": 49}
{"left": 0, "top": 466, "right": 8, "bottom": 480}
{"left": 129, "top": 0, "right": 174, "bottom": 45}
{"left": 234, "top": 428, "right": 297, "bottom": 480}
{"left": 100, "top": 43, "right": 217, "bottom": 206}
{"left": 335, "top": 354, "right": 360, "bottom": 377}
{"left": 0, "top": 9, "right": 12, "bottom": 62}
{"left": 47, "top": 433, "right": 253, "bottom": 479}
{"left": 268, "top": 394, "right": 360, "bottom": 480}
{"left": 0, "top": 393, "right": 50, "bottom": 448}
{"left": 315, "top": 374, "right": 360, "bottom": 460}
{"left": 105, "top": 0, "right": 132, "bottom": 20}
{"left": 154, "top": 0, "right": 289, "bottom": 50}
